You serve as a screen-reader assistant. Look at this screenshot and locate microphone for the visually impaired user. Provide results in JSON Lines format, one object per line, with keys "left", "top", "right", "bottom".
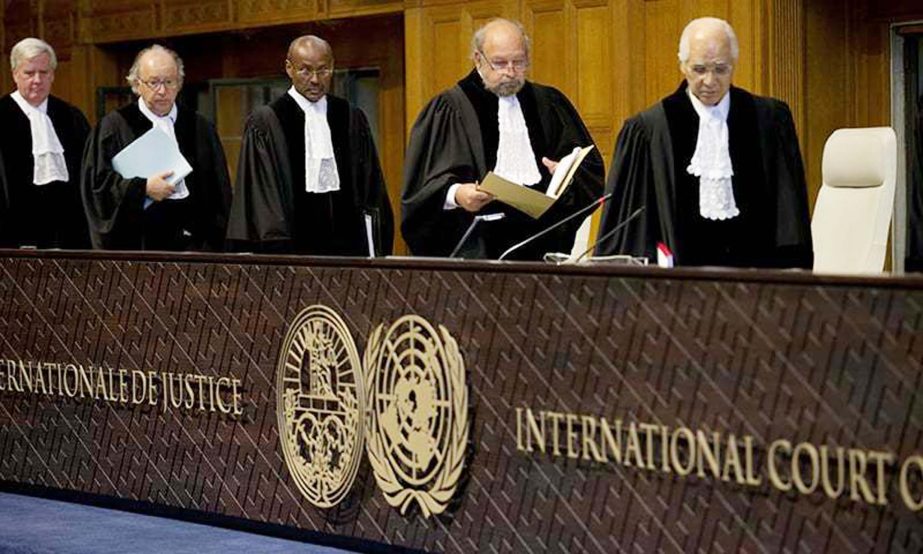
{"left": 497, "top": 193, "right": 612, "bottom": 261}
{"left": 573, "top": 206, "right": 645, "bottom": 263}
{"left": 449, "top": 213, "right": 506, "bottom": 258}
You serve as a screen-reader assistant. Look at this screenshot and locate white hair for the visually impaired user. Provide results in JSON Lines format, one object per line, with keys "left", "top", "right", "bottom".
{"left": 677, "top": 17, "right": 739, "bottom": 63}
{"left": 126, "top": 44, "right": 185, "bottom": 95}
{"left": 470, "top": 18, "right": 531, "bottom": 60}
{"left": 10, "top": 37, "right": 57, "bottom": 71}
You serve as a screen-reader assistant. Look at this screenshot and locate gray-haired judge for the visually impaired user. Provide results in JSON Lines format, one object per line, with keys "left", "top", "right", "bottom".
{"left": 81, "top": 44, "right": 231, "bottom": 251}
{"left": 596, "top": 17, "right": 812, "bottom": 268}
{"left": 0, "top": 37, "right": 90, "bottom": 248}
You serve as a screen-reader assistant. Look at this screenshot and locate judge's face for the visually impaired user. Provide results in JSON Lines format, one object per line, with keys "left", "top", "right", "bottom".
{"left": 286, "top": 43, "right": 333, "bottom": 103}
{"left": 681, "top": 30, "right": 734, "bottom": 106}
{"left": 13, "top": 52, "right": 54, "bottom": 107}
{"left": 475, "top": 24, "right": 529, "bottom": 97}
{"left": 137, "top": 50, "right": 181, "bottom": 117}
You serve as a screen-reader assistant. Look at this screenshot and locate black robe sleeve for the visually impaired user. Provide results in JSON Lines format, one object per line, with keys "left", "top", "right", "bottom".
{"left": 80, "top": 113, "right": 148, "bottom": 249}
{"left": 187, "top": 115, "right": 232, "bottom": 252}
{"left": 401, "top": 93, "right": 484, "bottom": 257}
{"left": 596, "top": 115, "right": 666, "bottom": 260}
{"left": 226, "top": 107, "right": 296, "bottom": 252}
{"left": 350, "top": 107, "right": 394, "bottom": 256}
{"left": 759, "top": 99, "right": 813, "bottom": 268}
{"left": 60, "top": 105, "right": 92, "bottom": 249}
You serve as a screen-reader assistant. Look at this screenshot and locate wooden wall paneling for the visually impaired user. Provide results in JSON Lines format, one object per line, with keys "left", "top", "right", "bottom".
{"left": 404, "top": 1, "right": 517, "bottom": 133}
{"left": 327, "top": 0, "right": 404, "bottom": 18}
{"left": 80, "top": 1, "right": 159, "bottom": 44}
{"left": 766, "top": 0, "right": 805, "bottom": 136}
{"left": 728, "top": 0, "right": 765, "bottom": 94}
{"left": 160, "top": 0, "right": 234, "bottom": 35}
{"left": 523, "top": 1, "right": 571, "bottom": 97}
{"left": 237, "top": 0, "right": 319, "bottom": 27}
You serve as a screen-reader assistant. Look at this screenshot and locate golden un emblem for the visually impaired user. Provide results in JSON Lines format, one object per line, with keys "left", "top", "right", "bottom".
{"left": 364, "top": 315, "right": 468, "bottom": 517}
{"left": 276, "top": 305, "right": 364, "bottom": 508}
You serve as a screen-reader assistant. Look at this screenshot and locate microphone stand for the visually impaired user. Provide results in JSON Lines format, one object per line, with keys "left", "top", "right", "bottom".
{"left": 497, "top": 193, "right": 612, "bottom": 261}
{"left": 449, "top": 213, "right": 506, "bottom": 258}
{"left": 573, "top": 206, "right": 646, "bottom": 263}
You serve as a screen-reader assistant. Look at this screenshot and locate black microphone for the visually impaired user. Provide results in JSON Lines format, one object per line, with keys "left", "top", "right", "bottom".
{"left": 573, "top": 206, "right": 646, "bottom": 263}
{"left": 450, "top": 213, "right": 506, "bottom": 258}
{"left": 497, "top": 193, "right": 613, "bottom": 261}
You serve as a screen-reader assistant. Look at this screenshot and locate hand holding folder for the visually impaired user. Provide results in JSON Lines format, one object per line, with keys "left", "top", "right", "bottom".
{"left": 478, "top": 145, "right": 595, "bottom": 218}
{"left": 111, "top": 127, "right": 193, "bottom": 209}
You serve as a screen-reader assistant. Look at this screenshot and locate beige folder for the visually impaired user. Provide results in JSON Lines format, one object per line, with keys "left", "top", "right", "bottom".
{"left": 479, "top": 145, "right": 595, "bottom": 219}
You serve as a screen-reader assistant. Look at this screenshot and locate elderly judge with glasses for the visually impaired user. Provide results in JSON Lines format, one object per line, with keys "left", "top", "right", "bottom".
{"left": 0, "top": 38, "right": 91, "bottom": 249}
{"left": 81, "top": 44, "right": 231, "bottom": 251}
{"left": 596, "top": 17, "right": 812, "bottom": 268}
{"left": 227, "top": 35, "right": 393, "bottom": 256}
{"left": 401, "top": 18, "right": 604, "bottom": 260}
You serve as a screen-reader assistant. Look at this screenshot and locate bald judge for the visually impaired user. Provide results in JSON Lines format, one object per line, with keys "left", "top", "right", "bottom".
{"left": 401, "top": 18, "right": 604, "bottom": 259}
{"left": 227, "top": 35, "right": 393, "bottom": 255}
{"left": 596, "top": 17, "right": 812, "bottom": 268}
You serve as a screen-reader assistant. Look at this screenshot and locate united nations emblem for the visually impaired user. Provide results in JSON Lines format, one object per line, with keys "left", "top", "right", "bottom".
{"left": 276, "top": 305, "right": 364, "bottom": 508}
{"left": 364, "top": 315, "right": 468, "bottom": 517}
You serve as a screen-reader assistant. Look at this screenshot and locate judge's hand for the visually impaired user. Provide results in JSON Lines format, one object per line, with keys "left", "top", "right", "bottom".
{"left": 542, "top": 157, "right": 559, "bottom": 174}
{"left": 455, "top": 183, "right": 494, "bottom": 213}
{"left": 146, "top": 171, "right": 175, "bottom": 202}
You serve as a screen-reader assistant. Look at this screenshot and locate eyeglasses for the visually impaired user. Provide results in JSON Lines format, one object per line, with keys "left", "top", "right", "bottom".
{"left": 687, "top": 63, "right": 733, "bottom": 77}
{"left": 478, "top": 50, "right": 529, "bottom": 72}
{"left": 291, "top": 66, "right": 333, "bottom": 79}
{"left": 141, "top": 79, "right": 180, "bottom": 91}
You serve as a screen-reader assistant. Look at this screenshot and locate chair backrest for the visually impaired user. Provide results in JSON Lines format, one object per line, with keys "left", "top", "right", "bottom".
{"left": 811, "top": 127, "right": 897, "bottom": 273}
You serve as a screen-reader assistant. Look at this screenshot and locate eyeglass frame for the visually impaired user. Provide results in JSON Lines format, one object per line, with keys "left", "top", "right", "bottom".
{"left": 476, "top": 49, "right": 530, "bottom": 72}
{"left": 140, "top": 78, "right": 181, "bottom": 91}
{"left": 286, "top": 60, "right": 334, "bottom": 80}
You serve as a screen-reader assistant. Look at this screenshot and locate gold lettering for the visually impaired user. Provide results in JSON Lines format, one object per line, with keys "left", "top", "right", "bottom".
{"left": 524, "top": 408, "right": 545, "bottom": 453}
{"left": 18, "top": 360, "right": 32, "bottom": 393}
{"left": 670, "top": 427, "right": 695, "bottom": 476}
{"left": 661, "top": 426, "right": 671, "bottom": 473}
{"left": 625, "top": 423, "right": 645, "bottom": 469}
{"left": 195, "top": 375, "right": 208, "bottom": 411}
{"left": 639, "top": 423, "right": 658, "bottom": 470}
{"left": 820, "top": 445, "right": 846, "bottom": 500}
{"left": 516, "top": 408, "right": 524, "bottom": 451}
{"left": 131, "top": 370, "right": 146, "bottom": 404}
{"left": 900, "top": 455, "right": 923, "bottom": 511}
{"left": 547, "top": 412, "right": 565, "bottom": 456}
{"left": 600, "top": 418, "right": 622, "bottom": 465}
{"left": 743, "top": 435, "right": 762, "bottom": 486}
{"left": 565, "top": 414, "right": 579, "bottom": 459}
{"left": 183, "top": 373, "right": 196, "bottom": 410}
{"left": 78, "top": 364, "right": 93, "bottom": 398}
{"left": 231, "top": 379, "right": 243, "bottom": 416}
{"left": 722, "top": 434, "right": 745, "bottom": 484}
{"left": 848, "top": 449, "right": 877, "bottom": 504}
{"left": 767, "top": 439, "right": 792, "bottom": 492}
{"left": 95, "top": 367, "right": 109, "bottom": 400}
{"left": 7, "top": 360, "right": 22, "bottom": 392}
{"left": 63, "top": 364, "right": 78, "bottom": 397}
{"left": 118, "top": 370, "right": 129, "bottom": 403}
{"left": 33, "top": 363, "right": 47, "bottom": 395}
{"left": 581, "top": 416, "right": 604, "bottom": 462}
{"left": 867, "top": 450, "right": 895, "bottom": 506}
{"left": 696, "top": 430, "right": 721, "bottom": 479}
{"left": 147, "top": 371, "right": 158, "bottom": 406}
{"left": 791, "top": 442, "right": 820, "bottom": 495}
{"left": 0, "top": 360, "right": 7, "bottom": 391}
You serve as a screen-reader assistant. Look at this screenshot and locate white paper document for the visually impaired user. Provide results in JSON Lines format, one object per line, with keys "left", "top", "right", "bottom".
{"left": 111, "top": 127, "right": 193, "bottom": 209}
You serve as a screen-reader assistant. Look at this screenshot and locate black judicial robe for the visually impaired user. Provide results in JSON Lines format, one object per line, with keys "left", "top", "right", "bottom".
{"left": 81, "top": 102, "right": 231, "bottom": 251}
{"left": 0, "top": 94, "right": 90, "bottom": 248}
{"left": 401, "top": 70, "right": 605, "bottom": 260}
{"left": 226, "top": 93, "right": 394, "bottom": 256}
{"left": 596, "top": 84, "right": 813, "bottom": 268}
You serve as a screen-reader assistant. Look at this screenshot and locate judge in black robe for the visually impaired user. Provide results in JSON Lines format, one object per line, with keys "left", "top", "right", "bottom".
{"left": 597, "top": 18, "right": 812, "bottom": 269}
{"left": 0, "top": 39, "right": 91, "bottom": 249}
{"left": 81, "top": 46, "right": 231, "bottom": 251}
{"left": 226, "top": 36, "right": 393, "bottom": 256}
{"left": 226, "top": 95, "right": 393, "bottom": 255}
{"left": 401, "top": 20, "right": 604, "bottom": 260}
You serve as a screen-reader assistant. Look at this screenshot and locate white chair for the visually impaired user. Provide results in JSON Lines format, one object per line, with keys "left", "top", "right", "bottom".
{"left": 811, "top": 127, "right": 897, "bottom": 273}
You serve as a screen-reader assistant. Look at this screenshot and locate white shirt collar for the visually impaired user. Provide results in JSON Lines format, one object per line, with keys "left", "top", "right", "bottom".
{"left": 12, "top": 91, "right": 48, "bottom": 114}
{"left": 287, "top": 88, "right": 327, "bottom": 114}
{"left": 687, "top": 88, "right": 730, "bottom": 121}
{"left": 138, "top": 97, "right": 177, "bottom": 124}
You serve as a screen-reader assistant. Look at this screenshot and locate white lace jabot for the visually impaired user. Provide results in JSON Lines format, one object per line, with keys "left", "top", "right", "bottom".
{"left": 287, "top": 87, "right": 340, "bottom": 193}
{"left": 686, "top": 90, "right": 738, "bottom": 220}
{"left": 493, "top": 95, "right": 541, "bottom": 186}
{"left": 11, "top": 91, "right": 68, "bottom": 186}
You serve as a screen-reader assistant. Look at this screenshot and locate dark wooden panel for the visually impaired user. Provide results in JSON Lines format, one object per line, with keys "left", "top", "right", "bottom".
{"left": 0, "top": 251, "right": 922, "bottom": 552}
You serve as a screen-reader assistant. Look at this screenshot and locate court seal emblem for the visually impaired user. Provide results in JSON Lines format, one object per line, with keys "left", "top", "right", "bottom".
{"left": 364, "top": 315, "right": 468, "bottom": 517}
{"left": 276, "top": 305, "right": 365, "bottom": 508}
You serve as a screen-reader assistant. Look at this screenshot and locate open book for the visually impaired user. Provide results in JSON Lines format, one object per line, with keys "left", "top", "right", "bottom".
{"left": 478, "top": 145, "right": 595, "bottom": 218}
